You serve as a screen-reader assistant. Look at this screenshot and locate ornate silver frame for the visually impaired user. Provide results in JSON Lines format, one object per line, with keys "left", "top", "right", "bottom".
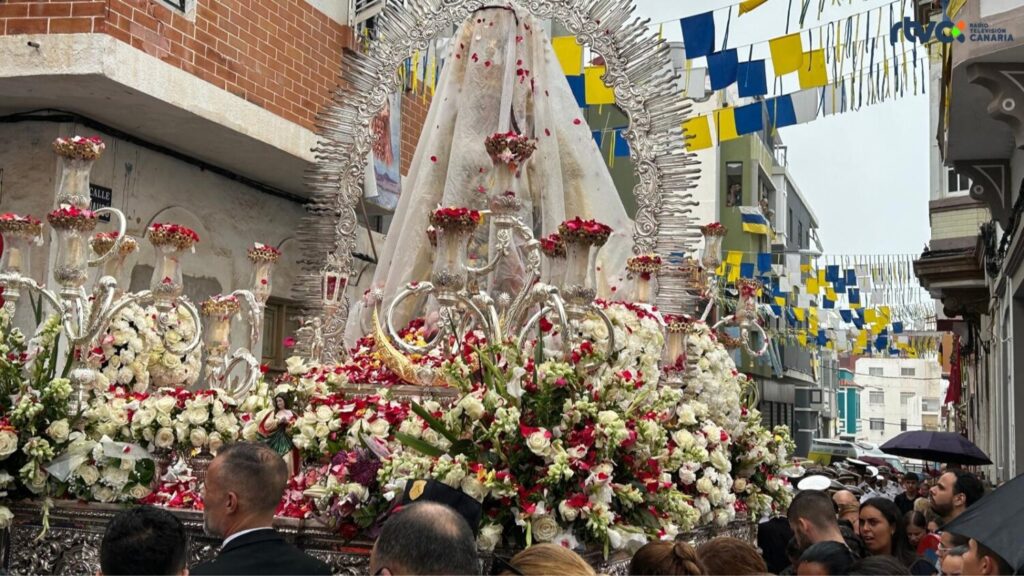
{"left": 297, "top": 0, "right": 704, "bottom": 356}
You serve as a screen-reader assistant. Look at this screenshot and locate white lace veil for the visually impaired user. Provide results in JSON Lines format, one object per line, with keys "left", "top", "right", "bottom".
{"left": 346, "top": 4, "right": 633, "bottom": 343}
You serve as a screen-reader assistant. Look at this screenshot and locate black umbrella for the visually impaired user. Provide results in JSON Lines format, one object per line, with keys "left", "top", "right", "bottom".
{"left": 944, "top": 473, "right": 1024, "bottom": 573}
{"left": 879, "top": 431, "right": 992, "bottom": 465}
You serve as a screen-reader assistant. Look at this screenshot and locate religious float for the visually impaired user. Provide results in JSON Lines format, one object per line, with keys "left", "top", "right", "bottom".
{"left": 0, "top": 0, "right": 794, "bottom": 573}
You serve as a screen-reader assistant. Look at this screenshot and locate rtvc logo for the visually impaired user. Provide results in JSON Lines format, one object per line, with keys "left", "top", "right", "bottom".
{"left": 890, "top": 1, "right": 965, "bottom": 45}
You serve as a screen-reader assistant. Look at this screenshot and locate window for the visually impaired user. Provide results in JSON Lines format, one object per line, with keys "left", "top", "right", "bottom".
{"left": 869, "top": 391, "right": 885, "bottom": 405}
{"left": 900, "top": 419, "right": 908, "bottom": 431}
{"left": 797, "top": 221, "right": 804, "bottom": 249}
{"left": 726, "top": 162, "right": 743, "bottom": 207}
{"left": 261, "top": 298, "right": 305, "bottom": 375}
{"left": 870, "top": 418, "right": 885, "bottom": 431}
{"left": 946, "top": 168, "right": 971, "bottom": 194}
{"left": 922, "top": 397, "right": 941, "bottom": 412}
{"left": 788, "top": 208, "right": 794, "bottom": 240}
{"left": 159, "top": 0, "right": 186, "bottom": 11}
{"left": 759, "top": 175, "right": 775, "bottom": 226}
{"left": 901, "top": 392, "right": 915, "bottom": 406}
{"left": 868, "top": 367, "right": 884, "bottom": 377}
{"left": 901, "top": 367, "right": 916, "bottom": 376}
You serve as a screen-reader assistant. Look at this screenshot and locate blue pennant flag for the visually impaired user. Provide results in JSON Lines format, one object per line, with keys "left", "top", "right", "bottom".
{"left": 833, "top": 278, "right": 846, "bottom": 293}
{"left": 875, "top": 335, "right": 889, "bottom": 351}
{"left": 817, "top": 329, "right": 827, "bottom": 346}
{"left": 680, "top": 12, "right": 715, "bottom": 59}
{"left": 592, "top": 131, "right": 604, "bottom": 149}
{"left": 825, "top": 265, "right": 840, "bottom": 282}
{"left": 840, "top": 309, "right": 853, "bottom": 323}
{"left": 566, "top": 75, "right": 586, "bottom": 107}
{"left": 757, "top": 252, "right": 772, "bottom": 273}
{"left": 848, "top": 288, "right": 861, "bottom": 304}
{"left": 823, "top": 298, "right": 835, "bottom": 309}
{"left": 771, "top": 304, "right": 782, "bottom": 316}
{"left": 735, "top": 102, "right": 764, "bottom": 135}
{"left": 737, "top": 60, "right": 768, "bottom": 97}
{"left": 614, "top": 130, "right": 630, "bottom": 157}
{"left": 853, "top": 317, "right": 864, "bottom": 329}
{"left": 787, "top": 309, "right": 797, "bottom": 326}
{"left": 766, "top": 95, "right": 797, "bottom": 129}
{"left": 707, "top": 49, "right": 739, "bottom": 90}
{"left": 740, "top": 262, "right": 755, "bottom": 279}
{"left": 893, "top": 322, "right": 904, "bottom": 334}
{"left": 845, "top": 268, "right": 858, "bottom": 286}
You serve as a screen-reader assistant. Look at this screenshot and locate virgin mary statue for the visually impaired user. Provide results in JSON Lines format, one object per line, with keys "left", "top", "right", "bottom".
{"left": 347, "top": 2, "right": 633, "bottom": 342}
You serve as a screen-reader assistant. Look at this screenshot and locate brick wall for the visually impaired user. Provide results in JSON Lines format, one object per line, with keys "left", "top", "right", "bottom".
{"left": 399, "top": 91, "right": 429, "bottom": 176}
{"left": 0, "top": 0, "right": 354, "bottom": 130}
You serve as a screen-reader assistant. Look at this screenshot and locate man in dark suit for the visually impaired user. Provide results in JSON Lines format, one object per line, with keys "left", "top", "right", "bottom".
{"left": 191, "top": 442, "right": 331, "bottom": 576}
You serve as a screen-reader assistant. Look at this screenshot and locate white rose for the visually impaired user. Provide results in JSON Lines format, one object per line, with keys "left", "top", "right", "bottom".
{"left": 526, "top": 430, "right": 551, "bottom": 456}
{"left": 134, "top": 408, "right": 156, "bottom": 428}
{"left": 92, "top": 485, "right": 116, "bottom": 503}
{"left": 208, "top": 432, "right": 224, "bottom": 454}
{"left": 597, "top": 411, "right": 620, "bottom": 426}
{"left": 733, "top": 478, "right": 748, "bottom": 493}
{"left": 315, "top": 405, "right": 334, "bottom": 423}
{"left": 696, "top": 477, "right": 714, "bottom": 495}
{"left": 78, "top": 465, "right": 100, "bottom": 486}
{"left": 709, "top": 450, "right": 732, "bottom": 473}
{"left": 442, "top": 467, "right": 467, "bottom": 488}
{"left": 102, "top": 466, "right": 130, "bottom": 488}
{"left": 0, "top": 506, "right": 12, "bottom": 529}
{"left": 671, "top": 429, "right": 695, "bottom": 451}
{"left": 368, "top": 418, "right": 389, "bottom": 438}
{"left": 155, "top": 396, "right": 177, "bottom": 414}
{"left": 187, "top": 407, "right": 209, "bottom": 426}
{"left": 154, "top": 428, "right": 175, "bottom": 449}
{"left": 679, "top": 468, "right": 697, "bottom": 485}
{"left": 213, "top": 414, "right": 235, "bottom": 434}
{"left": 189, "top": 428, "right": 208, "bottom": 448}
{"left": 461, "top": 476, "right": 488, "bottom": 502}
{"left": 242, "top": 422, "right": 260, "bottom": 442}
{"left": 531, "top": 515, "right": 559, "bottom": 542}
{"left": 558, "top": 500, "right": 579, "bottom": 522}
{"left": 46, "top": 419, "right": 70, "bottom": 443}
{"left": 459, "top": 396, "right": 485, "bottom": 421}
{"left": 129, "top": 484, "right": 152, "bottom": 500}
{"left": 476, "top": 523, "right": 503, "bottom": 552}
{"left": 0, "top": 431, "right": 18, "bottom": 460}
{"left": 285, "top": 356, "right": 307, "bottom": 375}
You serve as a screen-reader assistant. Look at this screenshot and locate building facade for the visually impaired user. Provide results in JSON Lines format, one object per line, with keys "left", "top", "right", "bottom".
{"left": 836, "top": 368, "right": 864, "bottom": 438}
{"left": 856, "top": 357, "right": 944, "bottom": 446}
{"left": 912, "top": 0, "right": 1024, "bottom": 481}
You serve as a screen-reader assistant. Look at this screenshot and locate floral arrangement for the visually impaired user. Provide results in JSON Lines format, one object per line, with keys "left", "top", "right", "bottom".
{"left": 539, "top": 233, "right": 565, "bottom": 258}
{"left": 89, "top": 302, "right": 161, "bottom": 393}
{"left": 700, "top": 222, "right": 727, "bottom": 237}
{"left": 52, "top": 136, "right": 105, "bottom": 160}
{"left": 429, "top": 207, "right": 482, "bottom": 233}
{"left": 129, "top": 388, "right": 241, "bottom": 454}
{"left": 148, "top": 223, "right": 199, "bottom": 251}
{"left": 284, "top": 393, "right": 407, "bottom": 462}
{"left": 248, "top": 243, "right": 281, "bottom": 264}
{"left": 729, "top": 412, "right": 794, "bottom": 518}
{"left": 46, "top": 205, "right": 97, "bottom": 232}
{"left": 90, "top": 231, "right": 138, "bottom": 257}
{"left": 147, "top": 304, "right": 202, "bottom": 388}
{"left": 200, "top": 294, "right": 241, "bottom": 319}
{"left": 0, "top": 213, "right": 42, "bottom": 238}
{"left": 737, "top": 279, "right": 761, "bottom": 299}
{"left": 559, "top": 217, "right": 612, "bottom": 246}
{"left": 57, "top": 431, "right": 156, "bottom": 504}
{"left": 141, "top": 463, "right": 203, "bottom": 510}
{"left": 626, "top": 255, "right": 662, "bottom": 280}
{"left": 663, "top": 314, "right": 694, "bottom": 334}
{"left": 484, "top": 131, "right": 537, "bottom": 171}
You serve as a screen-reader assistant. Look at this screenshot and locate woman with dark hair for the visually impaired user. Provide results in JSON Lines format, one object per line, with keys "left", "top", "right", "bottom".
{"left": 905, "top": 511, "right": 928, "bottom": 548}
{"left": 796, "top": 541, "right": 856, "bottom": 576}
{"left": 848, "top": 555, "right": 912, "bottom": 575}
{"left": 629, "top": 541, "right": 704, "bottom": 576}
{"left": 859, "top": 498, "right": 935, "bottom": 575}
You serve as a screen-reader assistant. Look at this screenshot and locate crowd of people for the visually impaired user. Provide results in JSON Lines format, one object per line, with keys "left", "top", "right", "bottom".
{"left": 95, "top": 443, "right": 1015, "bottom": 576}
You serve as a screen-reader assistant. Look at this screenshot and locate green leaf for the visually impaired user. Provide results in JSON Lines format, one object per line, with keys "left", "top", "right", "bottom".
{"left": 449, "top": 439, "right": 476, "bottom": 457}
{"left": 394, "top": 432, "right": 445, "bottom": 457}
{"left": 410, "top": 402, "right": 459, "bottom": 444}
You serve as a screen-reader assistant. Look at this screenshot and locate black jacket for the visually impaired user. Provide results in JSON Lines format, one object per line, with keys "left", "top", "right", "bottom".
{"left": 191, "top": 528, "right": 332, "bottom": 576}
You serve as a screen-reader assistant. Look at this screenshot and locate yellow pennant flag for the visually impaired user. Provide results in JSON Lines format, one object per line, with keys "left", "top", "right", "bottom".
{"left": 551, "top": 36, "right": 583, "bottom": 76}
{"left": 800, "top": 264, "right": 811, "bottom": 274}
{"left": 714, "top": 107, "right": 740, "bottom": 142}
{"left": 727, "top": 264, "right": 741, "bottom": 283}
{"left": 794, "top": 308, "right": 806, "bottom": 322}
{"left": 726, "top": 251, "right": 743, "bottom": 267}
{"left": 716, "top": 262, "right": 727, "bottom": 277}
{"left": 682, "top": 116, "right": 713, "bottom": 151}
{"left": 584, "top": 66, "right": 615, "bottom": 105}
{"left": 797, "top": 330, "right": 808, "bottom": 346}
{"left": 825, "top": 286, "right": 837, "bottom": 301}
{"left": 806, "top": 277, "right": 819, "bottom": 294}
{"left": 864, "top": 308, "right": 877, "bottom": 324}
{"left": 817, "top": 270, "right": 826, "bottom": 285}
{"left": 798, "top": 49, "right": 828, "bottom": 89}
{"left": 769, "top": 33, "right": 804, "bottom": 76}
{"left": 775, "top": 296, "right": 786, "bottom": 307}
{"left": 739, "top": 0, "right": 769, "bottom": 15}
{"left": 856, "top": 330, "right": 868, "bottom": 348}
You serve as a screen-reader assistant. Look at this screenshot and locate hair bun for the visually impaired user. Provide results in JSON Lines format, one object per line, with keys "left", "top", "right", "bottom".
{"left": 672, "top": 541, "right": 698, "bottom": 562}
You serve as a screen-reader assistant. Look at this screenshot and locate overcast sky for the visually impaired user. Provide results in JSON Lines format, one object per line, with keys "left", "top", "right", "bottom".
{"left": 632, "top": 0, "right": 931, "bottom": 256}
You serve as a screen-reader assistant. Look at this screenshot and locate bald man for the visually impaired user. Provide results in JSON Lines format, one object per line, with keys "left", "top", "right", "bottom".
{"left": 832, "top": 490, "right": 860, "bottom": 534}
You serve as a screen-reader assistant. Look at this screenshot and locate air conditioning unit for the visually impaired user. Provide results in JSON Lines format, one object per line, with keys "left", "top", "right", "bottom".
{"left": 351, "top": 0, "right": 387, "bottom": 26}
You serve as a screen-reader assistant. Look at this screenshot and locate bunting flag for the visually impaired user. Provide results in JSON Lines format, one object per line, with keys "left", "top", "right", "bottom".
{"left": 592, "top": 131, "right": 604, "bottom": 149}
{"left": 713, "top": 107, "right": 741, "bottom": 142}
{"left": 681, "top": 67, "right": 708, "bottom": 99}
{"left": 739, "top": 206, "right": 771, "bottom": 235}
{"left": 682, "top": 115, "right": 713, "bottom": 151}
{"left": 739, "top": 0, "right": 769, "bottom": 15}
{"left": 708, "top": 49, "right": 739, "bottom": 90}
{"left": 798, "top": 49, "right": 828, "bottom": 88}
{"left": 551, "top": 36, "right": 583, "bottom": 76}
{"left": 583, "top": 66, "right": 615, "bottom": 105}
{"left": 766, "top": 94, "right": 798, "bottom": 128}
{"left": 614, "top": 130, "right": 630, "bottom": 157}
{"left": 734, "top": 102, "right": 764, "bottom": 135}
{"left": 680, "top": 12, "right": 716, "bottom": 60}
{"left": 566, "top": 75, "right": 586, "bottom": 107}
{"left": 737, "top": 60, "right": 768, "bottom": 97}
{"left": 769, "top": 33, "right": 804, "bottom": 75}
